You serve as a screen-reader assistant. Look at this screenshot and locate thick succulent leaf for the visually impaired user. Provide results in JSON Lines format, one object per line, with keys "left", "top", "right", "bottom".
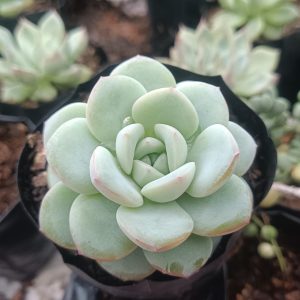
{"left": 178, "top": 175, "right": 253, "bottom": 236}
{"left": 43, "top": 103, "right": 87, "bottom": 147}
{"left": 65, "top": 27, "right": 89, "bottom": 60}
{"left": 134, "top": 137, "right": 165, "bottom": 159}
{"left": 144, "top": 235, "right": 212, "bottom": 277}
{"left": 41, "top": 50, "right": 70, "bottom": 75}
{"left": 15, "top": 18, "right": 39, "bottom": 62}
{"left": 116, "top": 124, "right": 145, "bottom": 174}
{"left": 86, "top": 75, "right": 146, "bottom": 150}
{"left": 153, "top": 153, "right": 169, "bottom": 174}
{"left": 141, "top": 155, "right": 152, "bottom": 165}
{"left": 39, "top": 182, "right": 77, "bottom": 250}
{"left": 52, "top": 64, "right": 92, "bottom": 87}
{"left": 31, "top": 82, "right": 57, "bottom": 102}
{"left": 0, "top": 59, "right": 13, "bottom": 79}
{"left": 47, "top": 118, "right": 99, "bottom": 194}
{"left": 265, "top": 4, "right": 298, "bottom": 27}
{"left": 243, "top": 17, "right": 264, "bottom": 40}
{"left": 39, "top": 11, "right": 65, "bottom": 53}
{"left": 116, "top": 200, "right": 193, "bottom": 252}
{"left": 141, "top": 162, "right": 196, "bottom": 203}
{"left": 247, "top": 46, "right": 279, "bottom": 74}
{"left": 177, "top": 81, "right": 229, "bottom": 131}
{"left": 0, "top": 0, "right": 33, "bottom": 17}
{"left": 263, "top": 25, "right": 283, "bottom": 40}
{"left": 99, "top": 248, "right": 155, "bottom": 281}
{"left": 110, "top": 55, "right": 176, "bottom": 91}
{"left": 47, "top": 165, "right": 60, "bottom": 188}
{"left": 90, "top": 146, "right": 143, "bottom": 207}
{"left": 1, "top": 80, "right": 33, "bottom": 103}
{"left": 132, "top": 160, "right": 164, "bottom": 187}
{"left": 228, "top": 121, "right": 257, "bottom": 176}
{"left": 132, "top": 88, "right": 199, "bottom": 138}
{"left": 187, "top": 124, "right": 239, "bottom": 198}
{"left": 70, "top": 194, "right": 136, "bottom": 261}
{"left": 154, "top": 124, "right": 187, "bottom": 172}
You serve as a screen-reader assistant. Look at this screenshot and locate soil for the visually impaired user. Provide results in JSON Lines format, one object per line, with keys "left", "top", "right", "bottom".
{"left": 0, "top": 123, "right": 27, "bottom": 220}
{"left": 227, "top": 222, "right": 300, "bottom": 300}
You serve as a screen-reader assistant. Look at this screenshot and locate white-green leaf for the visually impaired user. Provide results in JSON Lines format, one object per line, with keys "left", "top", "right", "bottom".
{"left": 132, "top": 88, "right": 199, "bottom": 138}
{"left": 144, "top": 235, "right": 212, "bottom": 278}
{"left": 31, "top": 82, "right": 57, "bottom": 102}
{"left": 65, "top": 27, "right": 89, "bottom": 60}
{"left": 228, "top": 121, "right": 257, "bottom": 176}
{"left": 70, "top": 194, "right": 136, "bottom": 261}
{"left": 47, "top": 118, "right": 99, "bottom": 194}
{"left": 99, "top": 248, "right": 155, "bottom": 281}
{"left": 134, "top": 137, "right": 165, "bottom": 159}
{"left": 154, "top": 124, "right": 187, "bottom": 172}
{"left": 132, "top": 160, "right": 164, "bottom": 187}
{"left": 110, "top": 55, "right": 176, "bottom": 91}
{"left": 178, "top": 175, "right": 253, "bottom": 236}
{"left": 86, "top": 75, "right": 146, "bottom": 150}
{"left": 116, "top": 124, "right": 145, "bottom": 174}
{"left": 177, "top": 81, "right": 229, "bottom": 131}
{"left": 116, "top": 200, "right": 193, "bottom": 252}
{"left": 141, "top": 162, "right": 195, "bottom": 203}
{"left": 46, "top": 165, "right": 60, "bottom": 188}
{"left": 187, "top": 124, "right": 239, "bottom": 198}
{"left": 153, "top": 153, "right": 169, "bottom": 174}
{"left": 39, "top": 182, "right": 77, "bottom": 250}
{"left": 43, "top": 103, "right": 87, "bottom": 147}
{"left": 90, "top": 146, "right": 143, "bottom": 207}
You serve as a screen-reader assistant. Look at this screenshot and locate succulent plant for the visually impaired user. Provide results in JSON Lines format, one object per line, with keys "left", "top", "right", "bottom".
{"left": 39, "top": 56, "right": 257, "bottom": 281}
{"left": 244, "top": 89, "right": 290, "bottom": 145}
{"left": 214, "top": 0, "right": 299, "bottom": 40}
{"left": 0, "top": 11, "right": 92, "bottom": 104}
{"left": 0, "top": 0, "right": 33, "bottom": 18}
{"left": 164, "top": 21, "right": 279, "bottom": 98}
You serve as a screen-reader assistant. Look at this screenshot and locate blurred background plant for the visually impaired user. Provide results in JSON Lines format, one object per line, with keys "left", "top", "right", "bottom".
{"left": 213, "top": 0, "right": 299, "bottom": 40}
{"left": 0, "top": 0, "right": 34, "bottom": 18}
{"left": 0, "top": 10, "right": 92, "bottom": 105}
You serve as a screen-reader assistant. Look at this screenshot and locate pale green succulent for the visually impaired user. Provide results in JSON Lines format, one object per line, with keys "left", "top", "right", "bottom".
{"left": 244, "top": 89, "right": 290, "bottom": 145}
{"left": 0, "top": 0, "right": 33, "bottom": 18}
{"left": 214, "top": 0, "right": 299, "bottom": 40}
{"left": 165, "top": 21, "right": 279, "bottom": 98}
{"left": 0, "top": 11, "right": 92, "bottom": 104}
{"left": 39, "top": 56, "right": 257, "bottom": 281}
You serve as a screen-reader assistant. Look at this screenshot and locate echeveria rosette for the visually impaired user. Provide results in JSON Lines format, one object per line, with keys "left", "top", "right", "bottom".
{"left": 0, "top": 11, "right": 92, "bottom": 104}
{"left": 39, "top": 56, "right": 257, "bottom": 281}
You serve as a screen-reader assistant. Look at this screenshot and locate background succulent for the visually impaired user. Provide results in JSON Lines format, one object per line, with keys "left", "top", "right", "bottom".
{"left": 39, "top": 56, "right": 257, "bottom": 281}
{"left": 164, "top": 21, "right": 279, "bottom": 98}
{"left": 0, "top": 11, "right": 92, "bottom": 104}
{"left": 0, "top": 0, "right": 33, "bottom": 18}
{"left": 214, "top": 0, "right": 299, "bottom": 40}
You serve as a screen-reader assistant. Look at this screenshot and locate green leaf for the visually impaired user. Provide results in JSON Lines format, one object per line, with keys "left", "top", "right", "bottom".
{"left": 99, "top": 248, "right": 155, "bottom": 281}
{"left": 46, "top": 165, "right": 60, "bottom": 188}
{"left": 134, "top": 137, "right": 165, "bottom": 159}
{"left": 43, "top": 103, "right": 87, "bottom": 147}
{"left": 132, "top": 160, "right": 163, "bottom": 187}
{"left": 178, "top": 175, "right": 253, "bottom": 236}
{"left": 116, "top": 200, "right": 193, "bottom": 252}
{"left": 228, "top": 121, "right": 257, "bottom": 176}
{"left": 153, "top": 153, "right": 169, "bottom": 174}
{"left": 177, "top": 81, "right": 229, "bottom": 131}
{"left": 264, "top": 3, "right": 298, "bottom": 27}
{"left": 141, "top": 162, "right": 195, "bottom": 203}
{"left": 90, "top": 146, "right": 143, "bottom": 207}
{"left": 144, "top": 235, "right": 212, "bottom": 277}
{"left": 0, "top": 0, "right": 33, "bottom": 17}
{"left": 1, "top": 80, "right": 33, "bottom": 103}
{"left": 110, "top": 55, "right": 176, "bottom": 91}
{"left": 154, "top": 124, "right": 187, "bottom": 172}
{"left": 39, "top": 182, "right": 77, "bottom": 250}
{"left": 116, "top": 124, "right": 145, "bottom": 174}
{"left": 65, "top": 27, "right": 89, "bottom": 60}
{"left": 70, "top": 193, "right": 136, "bottom": 261}
{"left": 31, "top": 82, "right": 57, "bottom": 102}
{"left": 187, "top": 124, "right": 239, "bottom": 198}
{"left": 47, "top": 118, "right": 99, "bottom": 194}
{"left": 132, "top": 88, "right": 199, "bottom": 138}
{"left": 86, "top": 75, "right": 146, "bottom": 150}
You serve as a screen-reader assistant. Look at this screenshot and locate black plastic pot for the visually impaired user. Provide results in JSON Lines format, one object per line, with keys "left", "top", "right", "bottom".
{"left": 18, "top": 64, "right": 276, "bottom": 299}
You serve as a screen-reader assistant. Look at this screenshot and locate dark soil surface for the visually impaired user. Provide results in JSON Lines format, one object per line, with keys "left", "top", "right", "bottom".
{"left": 227, "top": 224, "right": 300, "bottom": 300}
{"left": 0, "top": 123, "right": 27, "bottom": 220}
